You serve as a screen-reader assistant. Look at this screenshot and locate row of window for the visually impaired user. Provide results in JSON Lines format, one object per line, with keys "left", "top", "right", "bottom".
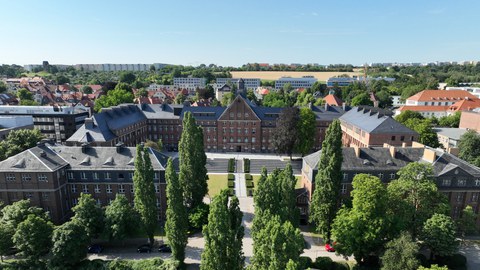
{"left": 5, "top": 173, "right": 48, "bottom": 182}
{"left": 342, "top": 172, "right": 397, "bottom": 181}
{"left": 68, "top": 172, "right": 160, "bottom": 180}
{"left": 70, "top": 183, "right": 160, "bottom": 194}
{"left": 441, "top": 179, "right": 480, "bottom": 187}
{"left": 220, "top": 137, "right": 257, "bottom": 143}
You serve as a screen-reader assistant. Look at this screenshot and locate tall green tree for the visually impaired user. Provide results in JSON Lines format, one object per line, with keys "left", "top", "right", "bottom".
{"left": 50, "top": 220, "right": 90, "bottom": 268}
{"left": 0, "top": 199, "right": 48, "bottom": 229}
{"left": 119, "top": 72, "right": 136, "bottom": 84}
{"left": 94, "top": 88, "right": 134, "bottom": 112}
{"left": 0, "top": 129, "right": 44, "bottom": 161}
{"left": 380, "top": 232, "right": 419, "bottom": 270}
{"left": 395, "top": 110, "right": 424, "bottom": 124}
{"left": 296, "top": 107, "right": 316, "bottom": 156}
{"left": 165, "top": 158, "right": 188, "bottom": 265}
{"left": 421, "top": 214, "right": 458, "bottom": 259}
{"left": 310, "top": 119, "right": 343, "bottom": 242}
{"left": 72, "top": 193, "right": 104, "bottom": 237}
{"left": 403, "top": 118, "right": 440, "bottom": 148}
{"left": 331, "top": 174, "right": 389, "bottom": 264}
{"left": 13, "top": 214, "right": 53, "bottom": 261}
{"left": 104, "top": 194, "right": 138, "bottom": 242}
{"left": 458, "top": 130, "right": 480, "bottom": 167}
{"left": 458, "top": 205, "right": 478, "bottom": 236}
{"left": 351, "top": 92, "right": 374, "bottom": 106}
{"left": 178, "top": 112, "right": 208, "bottom": 208}
{"left": 0, "top": 222, "right": 14, "bottom": 262}
{"left": 271, "top": 107, "right": 300, "bottom": 159}
{"left": 133, "top": 144, "right": 157, "bottom": 246}
{"left": 228, "top": 196, "right": 245, "bottom": 270}
{"left": 387, "top": 162, "right": 449, "bottom": 239}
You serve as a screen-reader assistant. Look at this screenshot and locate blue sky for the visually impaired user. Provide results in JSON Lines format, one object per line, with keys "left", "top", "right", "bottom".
{"left": 1, "top": 0, "right": 479, "bottom": 67}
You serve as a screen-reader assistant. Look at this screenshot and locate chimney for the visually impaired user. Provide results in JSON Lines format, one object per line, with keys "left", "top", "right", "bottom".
{"left": 412, "top": 141, "right": 425, "bottom": 148}
{"left": 353, "top": 146, "right": 361, "bottom": 158}
{"left": 402, "top": 142, "right": 407, "bottom": 148}
{"left": 342, "top": 102, "right": 346, "bottom": 111}
{"left": 324, "top": 102, "right": 328, "bottom": 111}
{"left": 116, "top": 142, "right": 125, "bottom": 153}
{"left": 84, "top": 118, "right": 94, "bottom": 129}
{"left": 383, "top": 143, "right": 391, "bottom": 148}
{"left": 448, "top": 147, "right": 460, "bottom": 156}
{"left": 81, "top": 142, "right": 89, "bottom": 154}
{"left": 422, "top": 148, "right": 437, "bottom": 163}
{"left": 389, "top": 146, "right": 396, "bottom": 159}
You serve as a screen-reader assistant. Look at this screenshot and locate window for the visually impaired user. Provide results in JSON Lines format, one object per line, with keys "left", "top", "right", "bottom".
{"left": 71, "top": 185, "right": 77, "bottom": 193}
{"left": 94, "top": 185, "right": 101, "bottom": 193}
{"left": 25, "top": 192, "right": 33, "bottom": 199}
{"left": 343, "top": 173, "right": 348, "bottom": 181}
{"left": 252, "top": 128, "right": 256, "bottom": 134}
{"left": 68, "top": 172, "right": 74, "bottom": 179}
{"left": 442, "top": 179, "right": 451, "bottom": 186}
{"left": 391, "top": 136, "right": 396, "bottom": 141}
{"left": 6, "top": 174, "right": 15, "bottom": 181}
{"left": 156, "top": 198, "right": 161, "bottom": 207}
{"left": 37, "top": 173, "right": 47, "bottom": 182}
{"left": 155, "top": 184, "right": 160, "bottom": 193}
{"left": 456, "top": 193, "right": 464, "bottom": 202}
{"left": 105, "top": 172, "right": 111, "bottom": 179}
{"left": 93, "top": 172, "right": 99, "bottom": 179}
{"left": 42, "top": 192, "right": 49, "bottom": 201}
{"left": 118, "top": 184, "right": 125, "bottom": 193}
{"left": 244, "top": 137, "right": 248, "bottom": 143}
{"left": 130, "top": 185, "right": 134, "bottom": 193}
{"left": 22, "top": 174, "right": 32, "bottom": 182}
{"left": 81, "top": 172, "right": 87, "bottom": 180}
{"left": 82, "top": 184, "right": 89, "bottom": 194}
{"left": 106, "top": 185, "right": 112, "bottom": 194}
{"left": 72, "top": 198, "right": 78, "bottom": 206}
{"left": 378, "top": 173, "right": 384, "bottom": 180}
{"left": 154, "top": 172, "right": 159, "bottom": 180}
{"left": 390, "top": 173, "right": 396, "bottom": 180}
{"left": 471, "top": 193, "right": 479, "bottom": 202}
{"left": 96, "top": 198, "right": 101, "bottom": 206}
{"left": 129, "top": 172, "right": 134, "bottom": 179}
{"left": 252, "top": 137, "right": 256, "bottom": 143}
{"left": 341, "top": 184, "right": 347, "bottom": 194}
{"left": 475, "top": 179, "right": 480, "bottom": 186}
{"left": 458, "top": 179, "right": 467, "bottom": 187}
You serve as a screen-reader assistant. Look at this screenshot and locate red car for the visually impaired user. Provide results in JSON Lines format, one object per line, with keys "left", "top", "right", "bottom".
{"left": 325, "top": 242, "right": 336, "bottom": 252}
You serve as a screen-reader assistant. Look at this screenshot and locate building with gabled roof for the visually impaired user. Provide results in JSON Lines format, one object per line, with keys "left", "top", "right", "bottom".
{"left": 406, "top": 90, "right": 478, "bottom": 106}
{"left": 300, "top": 142, "right": 480, "bottom": 228}
{"left": 0, "top": 141, "right": 173, "bottom": 223}
{"left": 340, "top": 107, "right": 418, "bottom": 148}
{"left": 323, "top": 94, "right": 343, "bottom": 106}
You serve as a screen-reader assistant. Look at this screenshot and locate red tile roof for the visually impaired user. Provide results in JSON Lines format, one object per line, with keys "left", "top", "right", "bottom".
{"left": 407, "top": 90, "right": 478, "bottom": 102}
{"left": 323, "top": 94, "right": 343, "bottom": 106}
{"left": 398, "top": 105, "right": 450, "bottom": 112}
{"left": 449, "top": 99, "right": 480, "bottom": 112}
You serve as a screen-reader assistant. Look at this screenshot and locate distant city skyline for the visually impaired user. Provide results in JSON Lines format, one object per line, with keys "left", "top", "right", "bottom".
{"left": 1, "top": 0, "right": 480, "bottom": 67}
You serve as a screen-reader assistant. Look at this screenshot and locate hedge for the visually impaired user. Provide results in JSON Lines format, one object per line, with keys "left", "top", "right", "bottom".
{"left": 246, "top": 180, "right": 254, "bottom": 188}
{"left": 245, "top": 173, "right": 253, "bottom": 180}
{"left": 243, "top": 158, "right": 250, "bottom": 173}
{"left": 228, "top": 158, "right": 235, "bottom": 172}
{"left": 313, "top": 256, "right": 333, "bottom": 269}
{"left": 436, "top": 254, "right": 467, "bottom": 270}
{"left": 228, "top": 181, "right": 235, "bottom": 188}
{"left": 228, "top": 174, "right": 235, "bottom": 180}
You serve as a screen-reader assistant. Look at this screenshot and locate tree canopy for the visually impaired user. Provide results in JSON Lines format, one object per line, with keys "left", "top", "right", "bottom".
{"left": 421, "top": 214, "right": 458, "bottom": 258}
{"left": 458, "top": 130, "right": 480, "bottom": 167}
{"left": 0, "top": 129, "right": 43, "bottom": 161}
{"left": 271, "top": 107, "right": 300, "bottom": 159}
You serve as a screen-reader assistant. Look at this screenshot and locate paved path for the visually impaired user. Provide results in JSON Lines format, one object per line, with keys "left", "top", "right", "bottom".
{"left": 236, "top": 173, "right": 247, "bottom": 197}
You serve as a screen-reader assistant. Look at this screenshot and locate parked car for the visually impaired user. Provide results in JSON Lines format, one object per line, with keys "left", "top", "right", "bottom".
{"left": 158, "top": 244, "right": 172, "bottom": 253}
{"left": 137, "top": 244, "right": 152, "bottom": 253}
{"left": 325, "top": 242, "right": 336, "bottom": 252}
{"left": 87, "top": 244, "right": 103, "bottom": 254}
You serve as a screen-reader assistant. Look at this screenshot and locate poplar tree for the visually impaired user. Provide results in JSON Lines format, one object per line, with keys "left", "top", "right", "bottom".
{"left": 228, "top": 196, "right": 245, "bottom": 270}
{"left": 179, "top": 112, "right": 208, "bottom": 208}
{"left": 165, "top": 158, "right": 188, "bottom": 265}
{"left": 133, "top": 144, "right": 157, "bottom": 246}
{"left": 310, "top": 119, "right": 343, "bottom": 242}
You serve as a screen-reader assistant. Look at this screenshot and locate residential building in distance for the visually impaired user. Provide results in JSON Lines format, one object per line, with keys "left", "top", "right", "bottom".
{"left": 326, "top": 76, "right": 395, "bottom": 87}
{"left": 0, "top": 116, "right": 34, "bottom": 140}
{"left": 339, "top": 107, "right": 418, "bottom": 148}
{"left": 173, "top": 77, "right": 206, "bottom": 94}
{"left": 300, "top": 142, "right": 480, "bottom": 228}
{"left": 391, "top": 95, "right": 405, "bottom": 107}
{"left": 24, "top": 63, "right": 168, "bottom": 72}
{"left": 0, "top": 93, "right": 18, "bottom": 105}
{"left": 446, "top": 86, "right": 480, "bottom": 99}
{"left": 434, "top": 127, "right": 468, "bottom": 152}
{"left": 275, "top": 76, "right": 317, "bottom": 90}
{"left": 0, "top": 141, "right": 170, "bottom": 223}
{"left": 459, "top": 110, "right": 480, "bottom": 132}
{"left": 216, "top": 78, "right": 261, "bottom": 90}
{"left": 0, "top": 105, "right": 89, "bottom": 143}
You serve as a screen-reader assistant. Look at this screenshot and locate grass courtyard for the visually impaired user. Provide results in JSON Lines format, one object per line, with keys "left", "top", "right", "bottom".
{"left": 207, "top": 174, "right": 229, "bottom": 198}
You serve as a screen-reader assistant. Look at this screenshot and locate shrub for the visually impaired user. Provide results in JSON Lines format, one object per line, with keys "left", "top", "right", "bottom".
{"left": 228, "top": 174, "right": 235, "bottom": 180}
{"left": 76, "top": 259, "right": 109, "bottom": 270}
{"left": 108, "top": 260, "right": 133, "bottom": 270}
{"left": 333, "top": 261, "right": 351, "bottom": 270}
{"left": 228, "top": 181, "right": 235, "bottom": 188}
{"left": 245, "top": 173, "right": 253, "bottom": 180}
{"left": 229, "top": 188, "right": 235, "bottom": 196}
{"left": 188, "top": 202, "right": 209, "bottom": 230}
{"left": 247, "top": 189, "right": 254, "bottom": 197}
{"left": 416, "top": 253, "right": 430, "bottom": 268}
{"left": 246, "top": 180, "right": 254, "bottom": 188}
{"left": 436, "top": 254, "right": 467, "bottom": 270}
{"left": 228, "top": 158, "right": 235, "bottom": 172}
{"left": 313, "top": 256, "right": 333, "bottom": 269}
{"left": 298, "top": 256, "right": 313, "bottom": 269}
{"left": 243, "top": 158, "right": 250, "bottom": 173}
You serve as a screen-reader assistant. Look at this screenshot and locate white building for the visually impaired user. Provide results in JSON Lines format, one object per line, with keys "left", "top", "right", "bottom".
{"left": 446, "top": 87, "right": 480, "bottom": 99}
{"left": 275, "top": 76, "right": 317, "bottom": 90}
{"left": 326, "top": 76, "right": 395, "bottom": 87}
{"left": 391, "top": 95, "right": 405, "bottom": 107}
{"left": 173, "top": 77, "right": 206, "bottom": 94}
{"left": 216, "top": 78, "right": 260, "bottom": 90}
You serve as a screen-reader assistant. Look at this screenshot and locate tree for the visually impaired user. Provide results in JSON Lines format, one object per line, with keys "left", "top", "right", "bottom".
{"left": 71, "top": 193, "right": 104, "bottom": 238}
{"left": 178, "top": 112, "right": 208, "bottom": 208}
{"left": 310, "top": 119, "right": 343, "bottom": 242}
{"left": 438, "top": 112, "right": 461, "bottom": 128}
{"left": 331, "top": 174, "right": 389, "bottom": 264}
{"left": 251, "top": 214, "right": 304, "bottom": 270}
{"left": 0, "top": 222, "right": 14, "bottom": 262}
{"left": 262, "top": 92, "right": 288, "bottom": 107}
{"left": 94, "top": 88, "right": 134, "bottom": 112}
{"left": 387, "top": 163, "right": 449, "bottom": 239}
{"left": 227, "top": 196, "right": 245, "bottom": 270}
{"left": 286, "top": 259, "right": 299, "bottom": 270}
{"left": 13, "top": 214, "right": 53, "bottom": 260}
{"left": 50, "top": 220, "right": 90, "bottom": 267}
{"left": 395, "top": 110, "right": 424, "bottom": 125}
{"left": 221, "top": 92, "right": 234, "bottom": 106}
{"left": 17, "top": 88, "right": 34, "bottom": 101}
{"left": 0, "top": 81, "right": 7, "bottom": 93}
{"left": 404, "top": 118, "right": 440, "bottom": 148}
{"left": 421, "top": 214, "right": 458, "bottom": 259}
{"left": 376, "top": 90, "right": 393, "bottom": 108}
{"left": 56, "top": 75, "right": 70, "bottom": 85}
{"left": 0, "top": 129, "right": 43, "bottom": 161}
{"left": 1, "top": 199, "right": 48, "bottom": 229}
{"left": 104, "top": 194, "right": 137, "bottom": 242}
{"left": 81, "top": 85, "right": 93, "bottom": 94}
{"left": 381, "top": 232, "right": 419, "bottom": 270}
{"left": 418, "top": 265, "right": 449, "bottom": 270}
{"left": 458, "top": 205, "right": 477, "bottom": 236}
{"left": 272, "top": 107, "right": 300, "bottom": 159}
{"left": 133, "top": 144, "right": 157, "bottom": 246}
{"left": 174, "top": 92, "right": 187, "bottom": 104}
{"left": 20, "top": 99, "right": 40, "bottom": 106}
{"left": 119, "top": 72, "right": 136, "bottom": 84}
{"left": 351, "top": 92, "right": 374, "bottom": 106}
{"left": 458, "top": 130, "right": 480, "bottom": 167}
{"left": 135, "top": 88, "right": 148, "bottom": 98}
{"left": 295, "top": 107, "right": 316, "bottom": 156}
{"left": 165, "top": 158, "right": 188, "bottom": 265}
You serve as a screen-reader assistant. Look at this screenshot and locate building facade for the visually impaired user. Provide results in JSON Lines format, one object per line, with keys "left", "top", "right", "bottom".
{"left": 0, "top": 116, "right": 34, "bottom": 140}
{"left": 300, "top": 143, "right": 480, "bottom": 228}
{"left": 216, "top": 78, "right": 261, "bottom": 90}
{"left": 275, "top": 76, "right": 317, "bottom": 90}
{"left": 339, "top": 107, "right": 419, "bottom": 148}
{"left": 0, "top": 142, "right": 170, "bottom": 224}
{"left": 459, "top": 111, "right": 480, "bottom": 132}
{"left": 0, "top": 105, "right": 89, "bottom": 143}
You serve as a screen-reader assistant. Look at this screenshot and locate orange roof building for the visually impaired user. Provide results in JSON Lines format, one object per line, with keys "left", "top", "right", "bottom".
{"left": 396, "top": 105, "right": 450, "bottom": 117}
{"left": 323, "top": 94, "right": 343, "bottom": 106}
{"left": 406, "top": 90, "right": 478, "bottom": 106}
{"left": 448, "top": 99, "right": 480, "bottom": 112}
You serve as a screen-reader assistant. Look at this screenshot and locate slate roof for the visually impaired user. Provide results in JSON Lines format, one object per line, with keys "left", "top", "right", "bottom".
{"left": 340, "top": 107, "right": 417, "bottom": 134}
{"left": 0, "top": 143, "right": 68, "bottom": 172}
{"left": 311, "top": 105, "right": 348, "bottom": 121}
{"left": 141, "top": 104, "right": 182, "bottom": 119}
{"left": 433, "top": 128, "right": 468, "bottom": 141}
{"left": 181, "top": 106, "right": 226, "bottom": 120}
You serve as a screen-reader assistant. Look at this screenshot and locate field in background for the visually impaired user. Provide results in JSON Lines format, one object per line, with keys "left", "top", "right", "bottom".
{"left": 230, "top": 71, "right": 362, "bottom": 81}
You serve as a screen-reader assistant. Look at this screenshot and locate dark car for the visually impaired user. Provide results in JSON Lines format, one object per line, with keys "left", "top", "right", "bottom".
{"left": 158, "top": 244, "right": 172, "bottom": 253}
{"left": 325, "top": 242, "right": 336, "bottom": 252}
{"left": 137, "top": 244, "right": 152, "bottom": 253}
{"left": 87, "top": 244, "right": 103, "bottom": 254}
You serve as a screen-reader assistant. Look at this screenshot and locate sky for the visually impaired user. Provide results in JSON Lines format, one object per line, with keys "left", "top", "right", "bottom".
{"left": 1, "top": 0, "right": 479, "bottom": 67}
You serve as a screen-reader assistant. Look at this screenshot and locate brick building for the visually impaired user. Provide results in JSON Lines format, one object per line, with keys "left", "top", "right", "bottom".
{"left": 0, "top": 141, "right": 171, "bottom": 224}
{"left": 300, "top": 143, "right": 480, "bottom": 228}
{"left": 459, "top": 110, "right": 480, "bottom": 132}
{"left": 339, "top": 107, "right": 419, "bottom": 148}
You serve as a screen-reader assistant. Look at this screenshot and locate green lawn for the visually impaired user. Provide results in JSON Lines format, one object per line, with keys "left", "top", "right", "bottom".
{"left": 252, "top": 175, "right": 302, "bottom": 189}
{"left": 207, "top": 174, "right": 229, "bottom": 198}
